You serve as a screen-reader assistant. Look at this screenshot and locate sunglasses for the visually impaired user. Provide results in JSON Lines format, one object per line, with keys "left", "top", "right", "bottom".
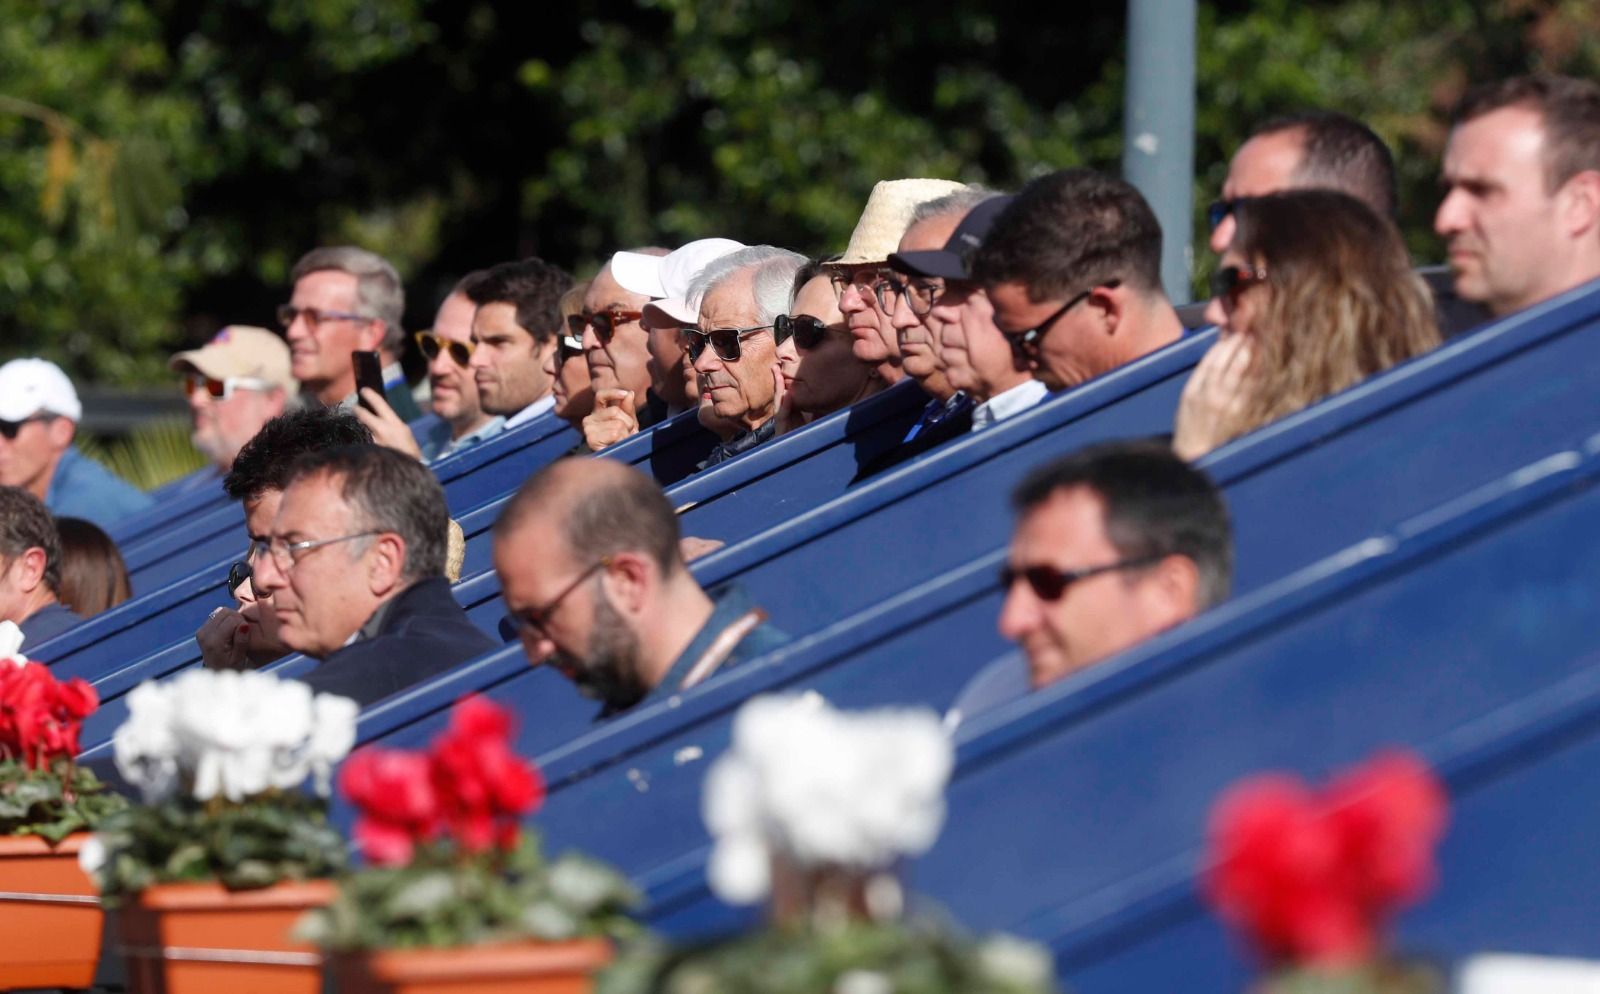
{"left": 576, "top": 307, "right": 644, "bottom": 343}
{"left": 1209, "top": 264, "right": 1270, "bottom": 306}
{"left": 0, "top": 414, "right": 55, "bottom": 440}
{"left": 276, "top": 305, "right": 373, "bottom": 331}
{"left": 182, "top": 373, "right": 272, "bottom": 401}
{"left": 683, "top": 324, "right": 775, "bottom": 362}
{"left": 1000, "top": 279, "right": 1122, "bottom": 349}
{"left": 414, "top": 330, "right": 474, "bottom": 367}
{"left": 999, "top": 554, "right": 1162, "bottom": 601}
{"left": 774, "top": 314, "right": 830, "bottom": 351}
{"left": 227, "top": 560, "right": 251, "bottom": 595}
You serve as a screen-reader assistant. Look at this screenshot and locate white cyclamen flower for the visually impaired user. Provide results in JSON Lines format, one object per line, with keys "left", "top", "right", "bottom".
{"left": 113, "top": 680, "right": 182, "bottom": 804}
{"left": 0, "top": 620, "right": 24, "bottom": 661}
{"left": 77, "top": 835, "right": 107, "bottom": 877}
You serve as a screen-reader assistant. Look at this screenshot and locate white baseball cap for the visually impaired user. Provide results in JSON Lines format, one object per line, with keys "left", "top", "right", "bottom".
{"left": 0, "top": 358, "right": 82, "bottom": 423}
{"left": 613, "top": 238, "right": 746, "bottom": 326}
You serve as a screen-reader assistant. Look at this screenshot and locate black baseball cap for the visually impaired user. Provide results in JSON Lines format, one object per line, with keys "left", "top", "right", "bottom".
{"left": 888, "top": 194, "right": 1016, "bottom": 281}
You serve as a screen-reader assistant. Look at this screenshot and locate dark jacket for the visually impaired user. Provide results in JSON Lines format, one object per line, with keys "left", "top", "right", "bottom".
{"left": 18, "top": 602, "right": 84, "bottom": 654}
{"left": 696, "top": 417, "right": 776, "bottom": 470}
{"left": 302, "top": 577, "right": 496, "bottom": 708}
{"left": 850, "top": 393, "right": 974, "bottom": 484}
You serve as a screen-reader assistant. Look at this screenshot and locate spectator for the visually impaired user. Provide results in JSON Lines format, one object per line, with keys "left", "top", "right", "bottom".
{"left": 198, "top": 408, "right": 374, "bottom": 671}
{"left": 974, "top": 169, "right": 1185, "bottom": 393}
{"left": 775, "top": 259, "right": 884, "bottom": 432}
{"left": 168, "top": 326, "right": 294, "bottom": 489}
{"left": 1174, "top": 190, "right": 1441, "bottom": 460}
{"left": 250, "top": 444, "right": 496, "bottom": 707}
{"left": 0, "top": 358, "right": 153, "bottom": 530}
{"left": 492, "top": 457, "right": 787, "bottom": 717}
{"left": 948, "top": 440, "right": 1232, "bottom": 725}
{"left": 366, "top": 271, "right": 507, "bottom": 462}
{"left": 0, "top": 487, "right": 81, "bottom": 649}
{"left": 615, "top": 238, "right": 747, "bottom": 419}
{"left": 548, "top": 281, "right": 597, "bottom": 430}
{"left": 280, "top": 246, "right": 420, "bottom": 419}
{"left": 1208, "top": 109, "right": 1486, "bottom": 336}
{"left": 579, "top": 247, "right": 671, "bottom": 451}
{"left": 1436, "top": 74, "right": 1600, "bottom": 319}
{"left": 54, "top": 516, "right": 131, "bottom": 618}
{"left": 686, "top": 246, "right": 808, "bottom": 468}
{"left": 892, "top": 194, "right": 1049, "bottom": 431}
{"left": 465, "top": 258, "right": 575, "bottom": 431}
{"left": 826, "top": 179, "right": 966, "bottom": 387}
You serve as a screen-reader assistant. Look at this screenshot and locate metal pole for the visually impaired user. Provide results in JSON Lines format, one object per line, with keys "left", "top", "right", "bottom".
{"left": 1122, "top": 0, "right": 1197, "bottom": 302}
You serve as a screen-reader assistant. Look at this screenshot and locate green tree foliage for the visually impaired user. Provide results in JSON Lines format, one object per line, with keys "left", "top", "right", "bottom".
{"left": 4, "top": 0, "right": 1600, "bottom": 385}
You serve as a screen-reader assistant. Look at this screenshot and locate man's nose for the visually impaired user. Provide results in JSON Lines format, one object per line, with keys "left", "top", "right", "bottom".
{"left": 692, "top": 346, "right": 720, "bottom": 374}
{"left": 996, "top": 583, "right": 1037, "bottom": 644}
{"left": 1209, "top": 214, "right": 1236, "bottom": 256}
{"left": 1434, "top": 188, "right": 1466, "bottom": 237}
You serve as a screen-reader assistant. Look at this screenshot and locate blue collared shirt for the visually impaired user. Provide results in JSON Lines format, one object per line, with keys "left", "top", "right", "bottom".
{"left": 419, "top": 415, "right": 507, "bottom": 462}
{"left": 45, "top": 447, "right": 154, "bottom": 531}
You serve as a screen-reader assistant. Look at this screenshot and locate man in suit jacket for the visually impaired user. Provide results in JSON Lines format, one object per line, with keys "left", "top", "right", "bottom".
{"left": 250, "top": 443, "right": 494, "bottom": 707}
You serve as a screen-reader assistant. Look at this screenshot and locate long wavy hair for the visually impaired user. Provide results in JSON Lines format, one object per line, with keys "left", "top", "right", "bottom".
{"left": 1223, "top": 190, "right": 1440, "bottom": 442}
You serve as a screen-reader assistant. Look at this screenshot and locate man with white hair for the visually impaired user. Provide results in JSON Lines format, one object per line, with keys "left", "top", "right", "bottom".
{"left": 0, "top": 358, "right": 152, "bottom": 530}
{"left": 686, "top": 246, "right": 808, "bottom": 468}
{"left": 168, "top": 325, "right": 294, "bottom": 486}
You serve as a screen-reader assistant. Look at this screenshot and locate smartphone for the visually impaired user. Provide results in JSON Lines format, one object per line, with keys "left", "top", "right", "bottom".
{"left": 352, "top": 350, "right": 385, "bottom": 413}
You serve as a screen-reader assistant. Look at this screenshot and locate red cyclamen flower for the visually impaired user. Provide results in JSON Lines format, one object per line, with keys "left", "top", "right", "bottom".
{"left": 341, "top": 747, "right": 442, "bottom": 866}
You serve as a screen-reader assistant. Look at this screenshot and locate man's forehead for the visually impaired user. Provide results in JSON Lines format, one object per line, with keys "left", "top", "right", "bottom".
{"left": 1446, "top": 106, "right": 1549, "bottom": 182}
{"left": 276, "top": 473, "right": 349, "bottom": 528}
{"left": 1018, "top": 485, "right": 1112, "bottom": 547}
{"left": 699, "top": 279, "right": 760, "bottom": 326}
{"left": 584, "top": 266, "right": 647, "bottom": 312}
{"left": 291, "top": 269, "right": 359, "bottom": 303}
{"left": 432, "top": 293, "right": 476, "bottom": 341}
{"left": 1225, "top": 129, "right": 1305, "bottom": 198}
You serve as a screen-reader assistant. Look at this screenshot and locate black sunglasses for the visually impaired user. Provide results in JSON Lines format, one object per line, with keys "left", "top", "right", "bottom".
{"left": 0, "top": 415, "right": 53, "bottom": 441}
{"left": 684, "top": 324, "right": 775, "bottom": 363}
{"left": 774, "top": 314, "right": 830, "bottom": 351}
{"left": 998, "top": 554, "right": 1161, "bottom": 601}
{"left": 414, "top": 330, "right": 473, "bottom": 367}
{"left": 1001, "top": 279, "right": 1122, "bottom": 349}
{"left": 1209, "top": 264, "right": 1270, "bottom": 305}
{"left": 226, "top": 560, "right": 251, "bottom": 595}
{"left": 1207, "top": 197, "right": 1253, "bottom": 231}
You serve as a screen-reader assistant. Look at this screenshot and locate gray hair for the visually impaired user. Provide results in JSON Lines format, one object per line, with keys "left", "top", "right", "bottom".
{"left": 688, "top": 245, "right": 808, "bottom": 326}
{"left": 291, "top": 246, "right": 406, "bottom": 352}
{"left": 286, "top": 444, "right": 448, "bottom": 581}
{"left": 908, "top": 185, "right": 1001, "bottom": 228}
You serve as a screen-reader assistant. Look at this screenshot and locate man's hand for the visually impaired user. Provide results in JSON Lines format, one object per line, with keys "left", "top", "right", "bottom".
{"left": 355, "top": 388, "right": 424, "bottom": 461}
{"left": 198, "top": 606, "right": 253, "bottom": 670}
{"left": 583, "top": 388, "right": 640, "bottom": 451}
{"left": 1173, "top": 333, "right": 1257, "bottom": 461}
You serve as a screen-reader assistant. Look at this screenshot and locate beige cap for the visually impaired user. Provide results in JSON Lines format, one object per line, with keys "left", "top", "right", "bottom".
{"left": 168, "top": 326, "right": 294, "bottom": 393}
{"left": 832, "top": 178, "right": 968, "bottom": 266}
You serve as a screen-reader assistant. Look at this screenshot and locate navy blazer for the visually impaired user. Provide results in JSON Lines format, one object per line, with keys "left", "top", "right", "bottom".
{"left": 301, "top": 577, "right": 497, "bottom": 708}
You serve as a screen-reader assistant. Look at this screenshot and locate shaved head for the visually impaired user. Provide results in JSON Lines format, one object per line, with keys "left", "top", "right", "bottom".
{"left": 494, "top": 457, "right": 682, "bottom": 575}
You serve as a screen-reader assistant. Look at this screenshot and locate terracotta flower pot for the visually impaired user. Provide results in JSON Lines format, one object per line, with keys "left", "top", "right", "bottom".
{"left": 0, "top": 831, "right": 103, "bottom": 989}
{"left": 332, "top": 937, "right": 613, "bottom": 994}
{"left": 117, "top": 878, "right": 334, "bottom": 994}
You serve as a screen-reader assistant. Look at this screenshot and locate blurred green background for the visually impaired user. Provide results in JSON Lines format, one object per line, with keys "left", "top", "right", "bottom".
{"left": 4, "top": 0, "right": 1600, "bottom": 391}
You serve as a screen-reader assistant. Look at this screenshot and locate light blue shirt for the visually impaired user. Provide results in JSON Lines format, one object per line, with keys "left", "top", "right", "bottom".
{"left": 45, "top": 447, "right": 154, "bottom": 531}
{"left": 419, "top": 415, "right": 507, "bottom": 462}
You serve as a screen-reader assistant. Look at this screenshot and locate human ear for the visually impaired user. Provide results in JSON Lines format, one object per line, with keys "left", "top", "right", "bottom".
{"left": 1560, "top": 171, "right": 1600, "bottom": 239}
{"left": 600, "top": 552, "right": 652, "bottom": 616}
{"left": 1092, "top": 284, "right": 1125, "bottom": 338}
{"left": 366, "top": 534, "right": 408, "bottom": 595}
{"left": 46, "top": 417, "right": 75, "bottom": 451}
{"left": 15, "top": 548, "right": 48, "bottom": 595}
{"left": 1143, "top": 554, "right": 1203, "bottom": 629}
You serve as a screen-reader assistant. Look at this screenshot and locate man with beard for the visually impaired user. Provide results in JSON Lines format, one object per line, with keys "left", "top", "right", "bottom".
{"left": 492, "top": 457, "right": 787, "bottom": 717}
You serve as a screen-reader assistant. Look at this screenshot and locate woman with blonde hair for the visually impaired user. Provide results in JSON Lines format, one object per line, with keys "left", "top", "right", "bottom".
{"left": 1174, "top": 190, "right": 1441, "bottom": 460}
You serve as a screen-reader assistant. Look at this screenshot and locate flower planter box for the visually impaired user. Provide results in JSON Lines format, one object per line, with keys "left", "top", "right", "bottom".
{"left": 117, "top": 879, "right": 334, "bottom": 994}
{"left": 0, "top": 832, "right": 103, "bottom": 989}
{"left": 332, "top": 937, "right": 613, "bottom": 994}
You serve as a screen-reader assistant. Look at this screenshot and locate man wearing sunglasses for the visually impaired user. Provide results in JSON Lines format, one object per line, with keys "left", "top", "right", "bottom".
{"left": 577, "top": 248, "right": 671, "bottom": 452}
{"left": 493, "top": 457, "right": 786, "bottom": 717}
{"left": 948, "top": 440, "right": 1232, "bottom": 726}
{"left": 167, "top": 326, "right": 293, "bottom": 489}
{"left": 465, "top": 257, "right": 575, "bottom": 433}
{"left": 974, "top": 169, "right": 1183, "bottom": 395}
{"left": 0, "top": 486, "right": 82, "bottom": 649}
{"left": 686, "top": 246, "right": 808, "bottom": 468}
{"left": 0, "top": 358, "right": 152, "bottom": 531}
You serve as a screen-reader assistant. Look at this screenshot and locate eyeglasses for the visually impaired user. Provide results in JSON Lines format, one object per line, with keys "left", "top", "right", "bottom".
{"left": 577, "top": 307, "right": 644, "bottom": 343}
{"left": 182, "top": 373, "right": 272, "bottom": 401}
{"left": 684, "top": 324, "right": 775, "bottom": 363}
{"left": 774, "top": 314, "right": 830, "bottom": 351}
{"left": 263, "top": 530, "right": 383, "bottom": 570}
{"left": 1206, "top": 197, "right": 1253, "bottom": 231}
{"left": 506, "top": 557, "right": 611, "bottom": 641}
{"left": 1210, "top": 264, "right": 1270, "bottom": 307}
{"left": 896, "top": 276, "right": 945, "bottom": 317}
{"left": 556, "top": 333, "right": 585, "bottom": 365}
{"left": 828, "top": 268, "right": 898, "bottom": 309}
{"left": 414, "top": 330, "right": 473, "bottom": 367}
{"left": 999, "top": 554, "right": 1162, "bottom": 601}
{"left": 226, "top": 560, "right": 251, "bottom": 595}
{"left": 1001, "top": 279, "right": 1122, "bottom": 349}
{"left": 0, "top": 415, "right": 55, "bottom": 441}
{"left": 276, "top": 305, "right": 374, "bottom": 331}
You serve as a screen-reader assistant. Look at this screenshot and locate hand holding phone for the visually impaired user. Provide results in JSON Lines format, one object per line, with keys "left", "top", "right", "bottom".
{"left": 352, "top": 350, "right": 385, "bottom": 413}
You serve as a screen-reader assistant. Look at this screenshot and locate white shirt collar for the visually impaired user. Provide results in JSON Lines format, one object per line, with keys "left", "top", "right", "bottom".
{"left": 503, "top": 393, "right": 557, "bottom": 430}
{"left": 971, "top": 379, "right": 1048, "bottom": 431}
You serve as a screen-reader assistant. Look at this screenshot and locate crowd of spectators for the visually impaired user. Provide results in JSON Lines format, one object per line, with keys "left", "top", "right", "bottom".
{"left": 3, "top": 74, "right": 1600, "bottom": 728}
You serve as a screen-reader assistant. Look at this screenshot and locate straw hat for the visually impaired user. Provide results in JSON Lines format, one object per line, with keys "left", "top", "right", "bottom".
{"left": 832, "top": 178, "right": 968, "bottom": 267}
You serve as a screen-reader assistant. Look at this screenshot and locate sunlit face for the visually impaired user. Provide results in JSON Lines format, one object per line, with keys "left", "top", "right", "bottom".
{"left": 932, "top": 283, "right": 1026, "bottom": 401}
{"left": 187, "top": 377, "right": 284, "bottom": 470}
{"left": 1436, "top": 105, "right": 1577, "bottom": 317}
{"left": 283, "top": 270, "right": 382, "bottom": 403}
{"left": 1211, "top": 129, "right": 1304, "bottom": 254}
{"left": 494, "top": 518, "right": 648, "bottom": 709}
{"left": 692, "top": 271, "right": 778, "bottom": 428}
{"left": 787, "top": 275, "right": 870, "bottom": 417}
{"left": 581, "top": 266, "right": 653, "bottom": 397}
{"left": 987, "top": 281, "right": 1118, "bottom": 392}
{"left": 467, "top": 301, "right": 555, "bottom": 417}
{"left": 834, "top": 264, "right": 900, "bottom": 381}
{"left": 1202, "top": 248, "right": 1270, "bottom": 337}
{"left": 998, "top": 487, "right": 1184, "bottom": 690}
{"left": 644, "top": 309, "right": 691, "bottom": 409}
{"left": 249, "top": 473, "right": 386, "bottom": 659}
{"left": 427, "top": 292, "right": 486, "bottom": 425}
{"left": 889, "top": 214, "right": 962, "bottom": 396}
{"left": 0, "top": 413, "right": 71, "bottom": 498}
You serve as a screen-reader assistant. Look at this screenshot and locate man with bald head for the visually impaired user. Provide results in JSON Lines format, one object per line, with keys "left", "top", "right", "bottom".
{"left": 492, "top": 458, "right": 787, "bottom": 716}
